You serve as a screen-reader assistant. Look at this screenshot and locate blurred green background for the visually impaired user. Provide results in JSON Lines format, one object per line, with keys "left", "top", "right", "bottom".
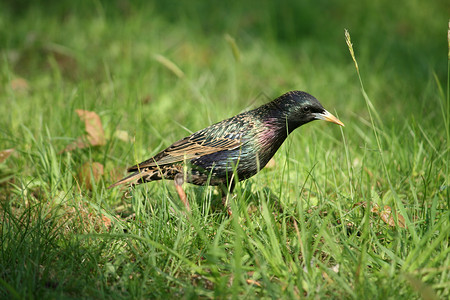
{"left": 2, "top": 0, "right": 447, "bottom": 99}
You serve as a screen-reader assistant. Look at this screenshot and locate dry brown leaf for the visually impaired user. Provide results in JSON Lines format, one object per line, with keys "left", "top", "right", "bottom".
{"left": 10, "top": 78, "right": 29, "bottom": 92}
{"left": 322, "top": 271, "right": 334, "bottom": 284}
{"left": 114, "top": 130, "right": 134, "bottom": 142}
{"left": 370, "top": 204, "right": 379, "bottom": 213}
{"left": 62, "top": 137, "right": 90, "bottom": 152}
{"left": 380, "top": 206, "right": 394, "bottom": 226}
{"left": 0, "top": 149, "right": 14, "bottom": 163}
{"left": 246, "top": 279, "right": 262, "bottom": 287}
{"left": 397, "top": 213, "right": 406, "bottom": 228}
{"left": 354, "top": 201, "right": 368, "bottom": 209}
{"left": 101, "top": 215, "right": 111, "bottom": 228}
{"left": 372, "top": 204, "right": 406, "bottom": 228}
{"left": 78, "top": 162, "right": 104, "bottom": 190}
{"left": 76, "top": 109, "right": 106, "bottom": 146}
{"left": 61, "top": 110, "right": 106, "bottom": 152}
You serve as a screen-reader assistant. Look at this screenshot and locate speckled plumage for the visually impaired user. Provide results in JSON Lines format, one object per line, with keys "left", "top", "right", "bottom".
{"left": 109, "top": 91, "right": 344, "bottom": 210}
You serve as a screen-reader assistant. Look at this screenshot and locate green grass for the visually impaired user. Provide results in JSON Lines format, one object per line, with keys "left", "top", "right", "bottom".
{"left": 1, "top": 1, "right": 449, "bottom": 298}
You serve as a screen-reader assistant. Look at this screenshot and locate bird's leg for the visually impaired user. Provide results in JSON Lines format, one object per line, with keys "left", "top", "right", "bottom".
{"left": 174, "top": 173, "right": 190, "bottom": 212}
{"left": 221, "top": 177, "right": 236, "bottom": 216}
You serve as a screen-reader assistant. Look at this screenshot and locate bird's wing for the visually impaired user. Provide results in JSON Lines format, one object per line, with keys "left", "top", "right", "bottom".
{"left": 127, "top": 124, "right": 244, "bottom": 172}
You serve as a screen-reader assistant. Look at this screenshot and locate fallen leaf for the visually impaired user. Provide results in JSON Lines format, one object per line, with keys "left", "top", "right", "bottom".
{"left": 0, "top": 149, "right": 14, "bottom": 163}
{"left": 62, "top": 137, "right": 90, "bottom": 152}
{"left": 370, "top": 204, "right": 379, "bottom": 213}
{"left": 76, "top": 109, "right": 106, "bottom": 146}
{"left": 331, "top": 264, "right": 340, "bottom": 273}
{"left": 372, "top": 204, "right": 406, "bottom": 228}
{"left": 246, "top": 279, "right": 261, "bottom": 287}
{"left": 78, "top": 162, "right": 104, "bottom": 190}
{"left": 114, "top": 130, "right": 134, "bottom": 142}
{"left": 322, "top": 271, "right": 334, "bottom": 284}
{"left": 380, "top": 206, "right": 394, "bottom": 226}
{"left": 10, "top": 78, "right": 29, "bottom": 92}
{"left": 62, "top": 110, "right": 106, "bottom": 152}
{"left": 353, "top": 201, "right": 367, "bottom": 209}
{"left": 101, "top": 215, "right": 111, "bottom": 228}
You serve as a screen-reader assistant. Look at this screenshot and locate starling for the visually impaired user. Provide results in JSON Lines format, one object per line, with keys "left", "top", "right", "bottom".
{"left": 109, "top": 91, "right": 344, "bottom": 212}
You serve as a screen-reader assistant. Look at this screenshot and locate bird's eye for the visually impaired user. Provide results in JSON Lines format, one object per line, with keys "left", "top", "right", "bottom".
{"left": 302, "top": 106, "right": 311, "bottom": 113}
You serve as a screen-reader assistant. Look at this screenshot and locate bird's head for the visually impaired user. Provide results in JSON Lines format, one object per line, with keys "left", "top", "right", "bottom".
{"left": 272, "top": 91, "right": 344, "bottom": 132}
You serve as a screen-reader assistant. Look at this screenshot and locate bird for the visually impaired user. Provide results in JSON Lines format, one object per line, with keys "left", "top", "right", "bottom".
{"left": 109, "top": 90, "right": 344, "bottom": 213}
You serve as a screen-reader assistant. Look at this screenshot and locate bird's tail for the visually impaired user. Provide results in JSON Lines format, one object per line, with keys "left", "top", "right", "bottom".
{"left": 107, "top": 171, "right": 148, "bottom": 189}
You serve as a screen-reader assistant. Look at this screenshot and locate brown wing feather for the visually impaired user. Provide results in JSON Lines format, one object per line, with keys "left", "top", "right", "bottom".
{"left": 127, "top": 132, "right": 242, "bottom": 172}
{"left": 126, "top": 110, "right": 255, "bottom": 172}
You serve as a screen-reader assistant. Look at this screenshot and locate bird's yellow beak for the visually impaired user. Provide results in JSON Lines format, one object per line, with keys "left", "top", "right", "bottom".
{"left": 315, "top": 110, "right": 345, "bottom": 126}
